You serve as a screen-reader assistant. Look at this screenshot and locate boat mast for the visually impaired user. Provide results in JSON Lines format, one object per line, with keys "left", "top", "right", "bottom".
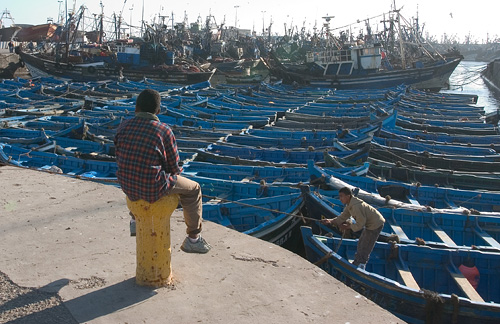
{"left": 98, "top": 1, "right": 104, "bottom": 44}
{"left": 141, "top": 0, "right": 144, "bottom": 36}
{"left": 0, "top": 9, "right": 16, "bottom": 28}
{"left": 393, "top": 0, "right": 406, "bottom": 69}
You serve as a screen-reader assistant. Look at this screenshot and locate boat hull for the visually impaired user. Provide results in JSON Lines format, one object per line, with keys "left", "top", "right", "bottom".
{"left": 19, "top": 51, "right": 215, "bottom": 84}
{"left": 301, "top": 226, "right": 500, "bottom": 324}
{"left": 271, "top": 58, "right": 462, "bottom": 91}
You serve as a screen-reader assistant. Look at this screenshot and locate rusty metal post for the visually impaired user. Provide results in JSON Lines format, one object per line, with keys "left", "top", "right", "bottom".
{"left": 126, "top": 194, "right": 180, "bottom": 287}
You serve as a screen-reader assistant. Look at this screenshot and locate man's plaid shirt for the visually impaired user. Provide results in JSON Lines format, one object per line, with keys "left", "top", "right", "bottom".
{"left": 115, "top": 114, "right": 181, "bottom": 203}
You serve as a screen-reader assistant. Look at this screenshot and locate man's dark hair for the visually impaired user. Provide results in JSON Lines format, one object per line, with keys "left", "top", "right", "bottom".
{"left": 339, "top": 187, "right": 352, "bottom": 196}
{"left": 136, "top": 89, "right": 161, "bottom": 113}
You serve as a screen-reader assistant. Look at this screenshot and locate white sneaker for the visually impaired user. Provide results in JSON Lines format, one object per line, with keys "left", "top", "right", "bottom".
{"left": 181, "top": 236, "right": 211, "bottom": 254}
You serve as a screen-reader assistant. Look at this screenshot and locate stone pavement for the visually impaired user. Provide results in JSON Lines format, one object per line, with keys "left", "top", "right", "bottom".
{"left": 0, "top": 166, "right": 402, "bottom": 323}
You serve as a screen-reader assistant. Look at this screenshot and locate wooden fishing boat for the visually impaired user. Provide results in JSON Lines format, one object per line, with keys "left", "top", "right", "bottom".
{"left": 182, "top": 160, "right": 369, "bottom": 185}
{"left": 18, "top": 50, "right": 215, "bottom": 84}
{"left": 183, "top": 174, "right": 300, "bottom": 202}
{"left": 204, "top": 193, "right": 304, "bottom": 250}
{"left": 368, "top": 142, "right": 500, "bottom": 172}
{"left": 268, "top": 43, "right": 462, "bottom": 91}
{"left": 372, "top": 136, "right": 498, "bottom": 156}
{"left": 14, "top": 23, "right": 58, "bottom": 42}
{"left": 301, "top": 187, "right": 500, "bottom": 250}
{"left": 195, "top": 143, "right": 370, "bottom": 167}
{"left": 379, "top": 126, "right": 500, "bottom": 146}
{"left": 395, "top": 117, "right": 499, "bottom": 136}
{"left": 0, "top": 143, "right": 118, "bottom": 183}
{"left": 307, "top": 161, "right": 500, "bottom": 213}
{"left": 222, "top": 132, "right": 372, "bottom": 150}
{"left": 301, "top": 226, "right": 500, "bottom": 323}
{"left": 367, "top": 157, "right": 500, "bottom": 191}
{"left": 272, "top": 113, "right": 377, "bottom": 130}
{"left": 377, "top": 129, "right": 500, "bottom": 153}
{"left": 397, "top": 114, "right": 491, "bottom": 128}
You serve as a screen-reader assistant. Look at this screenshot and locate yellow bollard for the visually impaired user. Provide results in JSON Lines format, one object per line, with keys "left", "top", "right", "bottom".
{"left": 126, "top": 194, "right": 180, "bottom": 287}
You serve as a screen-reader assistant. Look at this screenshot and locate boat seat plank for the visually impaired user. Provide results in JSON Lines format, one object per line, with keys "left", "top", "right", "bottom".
{"left": 472, "top": 227, "right": 500, "bottom": 249}
{"left": 395, "top": 263, "right": 420, "bottom": 290}
{"left": 447, "top": 264, "right": 484, "bottom": 303}
{"left": 428, "top": 220, "right": 458, "bottom": 247}
{"left": 387, "top": 218, "right": 410, "bottom": 241}
{"left": 445, "top": 199, "right": 457, "bottom": 209}
{"left": 407, "top": 197, "right": 421, "bottom": 206}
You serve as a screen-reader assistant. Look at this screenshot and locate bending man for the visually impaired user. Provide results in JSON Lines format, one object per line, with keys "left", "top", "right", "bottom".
{"left": 321, "top": 187, "right": 385, "bottom": 268}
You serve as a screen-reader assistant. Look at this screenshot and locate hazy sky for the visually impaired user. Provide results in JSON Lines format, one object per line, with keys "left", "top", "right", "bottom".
{"left": 1, "top": 0, "right": 497, "bottom": 42}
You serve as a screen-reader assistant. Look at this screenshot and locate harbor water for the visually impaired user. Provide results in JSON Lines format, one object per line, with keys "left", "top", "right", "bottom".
{"left": 442, "top": 60, "right": 500, "bottom": 114}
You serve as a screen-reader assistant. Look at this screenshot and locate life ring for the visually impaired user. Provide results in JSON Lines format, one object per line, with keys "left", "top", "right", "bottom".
{"left": 87, "top": 66, "right": 96, "bottom": 74}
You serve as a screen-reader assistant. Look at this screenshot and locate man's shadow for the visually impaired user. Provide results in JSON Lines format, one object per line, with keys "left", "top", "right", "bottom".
{"left": 64, "top": 278, "right": 158, "bottom": 322}
{"left": 2, "top": 277, "right": 157, "bottom": 323}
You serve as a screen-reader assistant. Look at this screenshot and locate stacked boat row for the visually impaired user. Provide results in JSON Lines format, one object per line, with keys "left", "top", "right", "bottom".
{"left": 1, "top": 77, "right": 500, "bottom": 323}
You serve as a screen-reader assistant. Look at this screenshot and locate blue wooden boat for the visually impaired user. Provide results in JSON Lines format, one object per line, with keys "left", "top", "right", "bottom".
{"left": 182, "top": 161, "right": 369, "bottom": 185}
{"left": 369, "top": 141, "right": 500, "bottom": 172}
{"left": 246, "top": 127, "right": 362, "bottom": 141}
{"left": 272, "top": 113, "right": 378, "bottom": 130}
{"left": 395, "top": 117, "right": 499, "bottom": 136}
{"left": 222, "top": 132, "right": 372, "bottom": 150}
{"left": 372, "top": 136, "right": 498, "bottom": 156}
{"left": 195, "top": 143, "right": 369, "bottom": 167}
{"left": 307, "top": 161, "right": 500, "bottom": 213}
{"left": 183, "top": 174, "right": 300, "bottom": 202}
{"left": 204, "top": 194, "right": 304, "bottom": 250}
{"left": 301, "top": 226, "right": 500, "bottom": 323}
{"left": 377, "top": 129, "right": 500, "bottom": 153}
{"left": 404, "top": 88, "right": 478, "bottom": 104}
{"left": 397, "top": 114, "right": 491, "bottom": 128}
{"left": 0, "top": 143, "right": 118, "bottom": 183}
{"left": 178, "top": 103, "right": 277, "bottom": 119}
{"left": 300, "top": 186, "right": 500, "bottom": 250}
{"left": 381, "top": 126, "right": 500, "bottom": 146}
{"left": 367, "top": 157, "right": 500, "bottom": 191}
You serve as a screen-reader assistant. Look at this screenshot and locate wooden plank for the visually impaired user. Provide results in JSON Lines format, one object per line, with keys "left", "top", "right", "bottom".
{"left": 395, "top": 266, "right": 420, "bottom": 290}
{"left": 392, "top": 248, "right": 420, "bottom": 290}
{"left": 407, "top": 197, "right": 421, "bottom": 206}
{"left": 387, "top": 218, "right": 410, "bottom": 240}
{"left": 447, "top": 265, "right": 484, "bottom": 303}
{"left": 472, "top": 226, "right": 500, "bottom": 249}
{"left": 444, "top": 198, "right": 457, "bottom": 209}
{"left": 428, "top": 219, "right": 458, "bottom": 247}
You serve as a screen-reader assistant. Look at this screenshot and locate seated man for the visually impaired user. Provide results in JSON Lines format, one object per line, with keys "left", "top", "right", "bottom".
{"left": 115, "top": 89, "right": 210, "bottom": 253}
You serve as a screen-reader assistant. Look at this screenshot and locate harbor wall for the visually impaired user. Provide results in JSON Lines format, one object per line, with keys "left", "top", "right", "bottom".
{"left": 0, "top": 47, "right": 31, "bottom": 79}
